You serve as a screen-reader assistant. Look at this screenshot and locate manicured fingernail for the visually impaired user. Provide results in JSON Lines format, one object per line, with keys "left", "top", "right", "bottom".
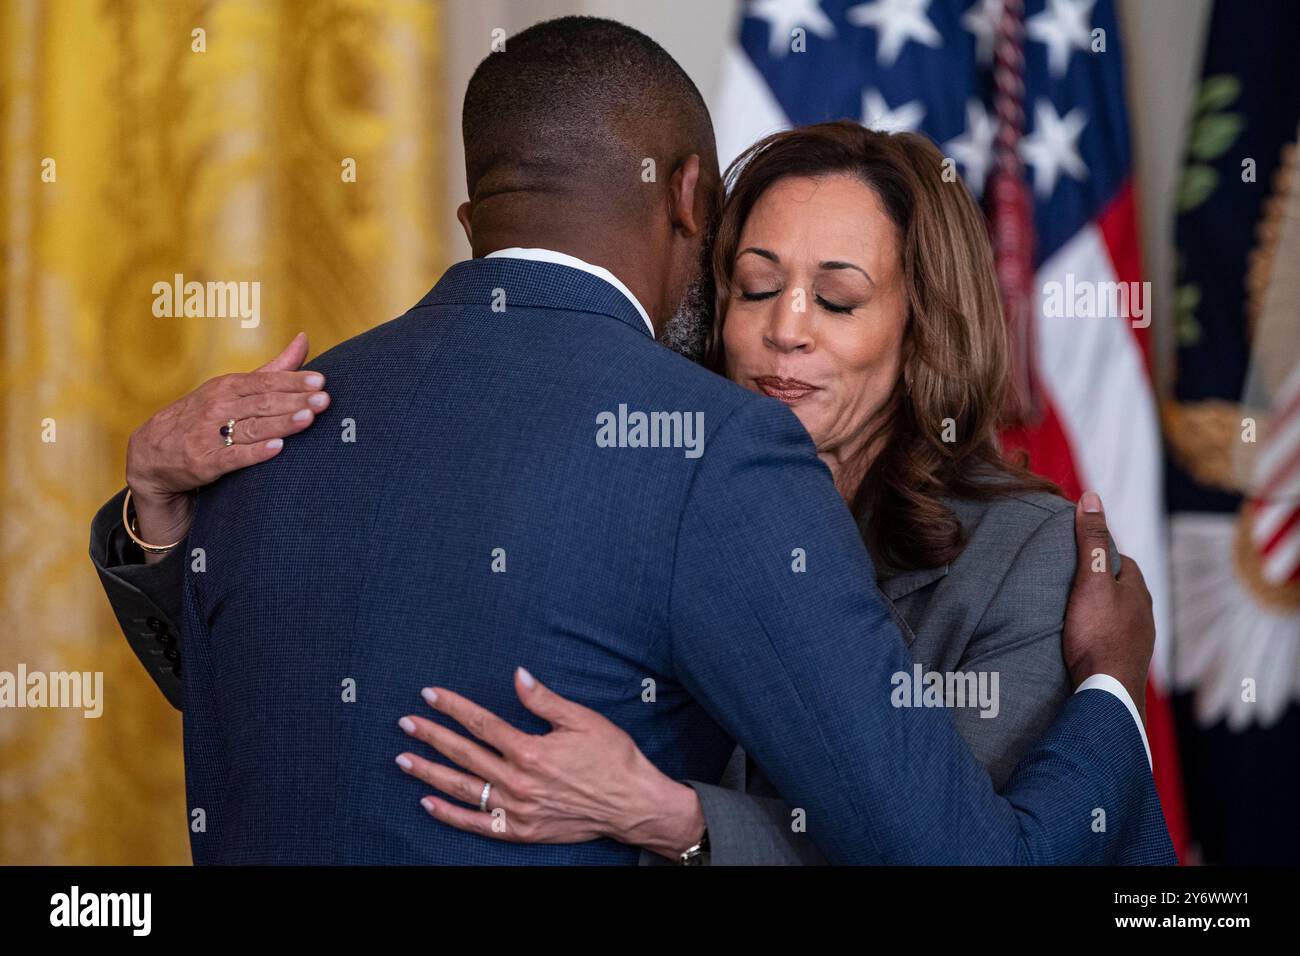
{"left": 421, "top": 687, "right": 438, "bottom": 706}
{"left": 395, "top": 754, "right": 413, "bottom": 770}
{"left": 517, "top": 667, "right": 536, "bottom": 689}
{"left": 398, "top": 717, "right": 416, "bottom": 733}
{"left": 308, "top": 392, "right": 328, "bottom": 408}
{"left": 305, "top": 373, "right": 324, "bottom": 388}
{"left": 266, "top": 439, "right": 284, "bottom": 450}
{"left": 420, "top": 797, "right": 436, "bottom": 812}
{"left": 1081, "top": 491, "right": 1103, "bottom": 514}
{"left": 293, "top": 408, "right": 312, "bottom": 422}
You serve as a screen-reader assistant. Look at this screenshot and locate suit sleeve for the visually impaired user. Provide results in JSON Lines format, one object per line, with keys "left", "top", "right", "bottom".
{"left": 682, "top": 779, "right": 827, "bottom": 865}
{"left": 88, "top": 488, "right": 186, "bottom": 709}
{"left": 666, "top": 398, "right": 1169, "bottom": 864}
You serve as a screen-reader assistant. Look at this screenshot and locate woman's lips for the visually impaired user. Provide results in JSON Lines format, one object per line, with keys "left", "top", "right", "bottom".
{"left": 753, "top": 376, "right": 820, "bottom": 404}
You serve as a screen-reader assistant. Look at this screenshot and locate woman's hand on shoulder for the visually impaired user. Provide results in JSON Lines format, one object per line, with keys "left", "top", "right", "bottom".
{"left": 125, "top": 332, "right": 329, "bottom": 551}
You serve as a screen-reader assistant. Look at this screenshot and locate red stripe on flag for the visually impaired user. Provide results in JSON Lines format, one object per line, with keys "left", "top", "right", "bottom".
{"left": 1145, "top": 682, "right": 1188, "bottom": 860}
{"left": 1095, "top": 177, "right": 1190, "bottom": 864}
{"left": 1096, "top": 180, "right": 1154, "bottom": 374}
{"left": 1000, "top": 401, "right": 1083, "bottom": 501}
{"left": 1259, "top": 502, "right": 1300, "bottom": 556}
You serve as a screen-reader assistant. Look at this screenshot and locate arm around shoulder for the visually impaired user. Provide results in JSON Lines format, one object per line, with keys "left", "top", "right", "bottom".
{"left": 668, "top": 404, "right": 1169, "bottom": 863}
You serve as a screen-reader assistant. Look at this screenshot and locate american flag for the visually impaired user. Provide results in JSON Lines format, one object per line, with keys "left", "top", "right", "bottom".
{"left": 715, "top": 0, "right": 1187, "bottom": 855}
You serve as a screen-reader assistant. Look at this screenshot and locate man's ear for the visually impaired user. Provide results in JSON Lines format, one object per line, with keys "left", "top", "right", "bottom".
{"left": 456, "top": 201, "right": 473, "bottom": 245}
{"left": 668, "top": 154, "right": 703, "bottom": 238}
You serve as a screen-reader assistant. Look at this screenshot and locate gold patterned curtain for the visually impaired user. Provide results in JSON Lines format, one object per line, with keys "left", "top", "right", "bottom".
{"left": 0, "top": 0, "right": 446, "bottom": 864}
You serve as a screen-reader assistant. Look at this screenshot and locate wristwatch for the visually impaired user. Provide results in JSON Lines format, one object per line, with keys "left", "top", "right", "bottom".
{"left": 676, "top": 827, "right": 710, "bottom": 866}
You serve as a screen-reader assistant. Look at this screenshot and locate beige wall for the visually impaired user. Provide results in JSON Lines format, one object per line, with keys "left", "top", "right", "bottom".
{"left": 443, "top": 0, "right": 1213, "bottom": 389}
{"left": 1117, "top": 0, "right": 1211, "bottom": 387}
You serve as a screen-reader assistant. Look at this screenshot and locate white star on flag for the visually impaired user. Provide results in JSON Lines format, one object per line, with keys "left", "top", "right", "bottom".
{"left": 1027, "top": 0, "right": 1096, "bottom": 78}
{"left": 944, "top": 99, "right": 995, "bottom": 196}
{"left": 846, "top": 0, "right": 942, "bottom": 67}
{"left": 749, "top": 0, "right": 837, "bottom": 58}
{"left": 961, "top": 0, "right": 1003, "bottom": 66}
{"left": 861, "top": 88, "right": 926, "bottom": 133}
{"left": 1020, "top": 98, "right": 1089, "bottom": 198}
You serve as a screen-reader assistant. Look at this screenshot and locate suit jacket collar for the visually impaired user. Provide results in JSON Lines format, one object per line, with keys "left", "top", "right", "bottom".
{"left": 485, "top": 247, "right": 654, "bottom": 335}
{"left": 879, "top": 564, "right": 949, "bottom": 601}
{"left": 858, "top": 504, "right": 950, "bottom": 601}
{"left": 869, "top": 495, "right": 1003, "bottom": 600}
{"left": 416, "top": 257, "right": 654, "bottom": 341}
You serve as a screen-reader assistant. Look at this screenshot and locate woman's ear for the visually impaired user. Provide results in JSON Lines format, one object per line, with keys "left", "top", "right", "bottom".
{"left": 668, "top": 154, "right": 703, "bottom": 238}
{"left": 456, "top": 201, "right": 473, "bottom": 245}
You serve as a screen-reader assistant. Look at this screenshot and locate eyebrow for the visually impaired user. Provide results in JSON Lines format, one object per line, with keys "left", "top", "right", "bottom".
{"left": 820, "top": 260, "right": 874, "bottom": 285}
{"left": 737, "top": 247, "right": 874, "bottom": 285}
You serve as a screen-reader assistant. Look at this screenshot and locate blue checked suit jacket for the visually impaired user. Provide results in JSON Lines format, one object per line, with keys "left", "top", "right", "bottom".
{"left": 173, "top": 257, "right": 1174, "bottom": 864}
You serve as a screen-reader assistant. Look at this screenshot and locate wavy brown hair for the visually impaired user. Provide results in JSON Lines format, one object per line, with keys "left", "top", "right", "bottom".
{"left": 707, "top": 121, "right": 1056, "bottom": 573}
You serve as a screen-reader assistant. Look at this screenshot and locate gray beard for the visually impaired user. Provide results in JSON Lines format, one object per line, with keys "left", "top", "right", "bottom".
{"left": 659, "top": 269, "right": 715, "bottom": 365}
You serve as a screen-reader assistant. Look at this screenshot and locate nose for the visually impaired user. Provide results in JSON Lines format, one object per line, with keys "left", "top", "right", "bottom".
{"left": 763, "top": 289, "right": 814, "bottom": 353}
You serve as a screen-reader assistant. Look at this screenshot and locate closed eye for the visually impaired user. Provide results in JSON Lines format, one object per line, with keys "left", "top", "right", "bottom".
{"left": 816, "top": 295, "right": 854, "bottom": 314}
{"left": 738, "top": 289, "right": 780, "bottom": 302}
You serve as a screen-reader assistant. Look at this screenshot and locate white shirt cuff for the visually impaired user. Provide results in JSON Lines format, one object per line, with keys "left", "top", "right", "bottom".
{"left": 1075, "top": 674, "right": 1152, "bottom": 771}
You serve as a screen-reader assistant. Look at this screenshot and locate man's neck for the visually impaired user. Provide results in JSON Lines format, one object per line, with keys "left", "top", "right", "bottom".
{"left": 485, "top": 247, "right": 655, "bottom": 338}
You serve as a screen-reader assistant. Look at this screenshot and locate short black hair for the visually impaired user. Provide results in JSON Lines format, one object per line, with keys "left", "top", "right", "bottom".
{"left": 462, "top": 16, "right": 715, "bottom": 203}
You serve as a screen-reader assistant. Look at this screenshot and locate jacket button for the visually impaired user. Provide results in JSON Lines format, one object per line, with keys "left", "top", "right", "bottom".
{"left": 146, "top": 617, "right": 163, "bottom": 632}
{"left": 163, "top": 646, "right": 180, "bottom": 662}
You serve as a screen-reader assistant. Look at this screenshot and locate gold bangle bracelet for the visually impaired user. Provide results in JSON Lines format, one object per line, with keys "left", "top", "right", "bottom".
{"left": 122, "top": 488, "right": 183, "bottom": 554}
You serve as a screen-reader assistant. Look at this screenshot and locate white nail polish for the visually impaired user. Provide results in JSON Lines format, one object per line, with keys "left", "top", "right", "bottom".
{"left": 293, "top": 408, "right": 312, "bottom": 422}
{"left": 395, "top": 755, "right": 413, "bottom": 770}
{"left": 517, "top": 667, "right": 536, "bottom": 689}
{"left": 421, "top": 687, "right": 438, "bottom": 706}
{"left": 398, "top": 717, "right": 416, "bottom": 733}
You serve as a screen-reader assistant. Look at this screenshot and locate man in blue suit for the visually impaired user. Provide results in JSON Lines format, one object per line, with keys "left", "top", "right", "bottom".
{"left": 94, "top": 16, "right": 1174, "bottom": 864}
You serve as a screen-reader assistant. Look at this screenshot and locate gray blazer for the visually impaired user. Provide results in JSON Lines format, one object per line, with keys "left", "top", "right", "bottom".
{"left": 647, "top": 491, "right": 1106, "bottom": 866}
